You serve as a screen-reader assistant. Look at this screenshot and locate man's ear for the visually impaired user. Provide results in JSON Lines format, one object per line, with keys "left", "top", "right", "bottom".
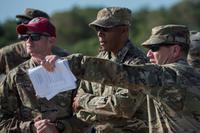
{"left": 172, "top": 45, "right": 181, "bottom": 58}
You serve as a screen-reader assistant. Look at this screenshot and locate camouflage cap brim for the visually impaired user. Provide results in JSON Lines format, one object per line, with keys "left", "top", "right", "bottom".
{"left": 89, "top": 19, "right": 117, "bottom": 28}
{"left": 16, "top": 8, "right": 49, "bottom": 20}
{"left": 16, "top": 14, "right": 32, "bottom": 20}
{"left": 89, "top": 17, "right": 130, "bottom": 28}
{"left": 142, "top": 36, "right": 166, "bottom": 46}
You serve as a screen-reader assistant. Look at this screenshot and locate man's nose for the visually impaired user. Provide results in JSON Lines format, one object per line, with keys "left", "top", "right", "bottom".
{"left": 147, "top": 50, "right": 153, "bottom": 58}
{"left": 97, "top": 30, "right": 105, "bottom": 37}
{"left": 26, "top": 37, "right": 34, "bottom": 45}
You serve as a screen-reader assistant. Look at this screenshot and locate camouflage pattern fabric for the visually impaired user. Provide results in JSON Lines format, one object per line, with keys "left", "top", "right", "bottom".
{"left": 0, "top": 58, "right": 89, "bottom": 133}
{"left": 89, "top": 7, "right": 132, "bottom": 28}
{"left": 0, "top": 74, "right": 5, "bottom": 83}
{"left": 0, "top": 41, "right": 29, "bottom": 74}
{"left": 0, "top": 41, "right": 70, "bottom": 75}
{"left": 142, "top": 25, "right": 190, "bottom": 46}
{"left": 66, "top": 54, "right": 200, "bottom": 133}
{"left": 76, "top": 41, "right": 149, "bottom": 133}
{"left": 16, "top": 8, "right": 50, "bottom": 20}
{"left": 188, "top": 31, "right": 200, "bottom": 69}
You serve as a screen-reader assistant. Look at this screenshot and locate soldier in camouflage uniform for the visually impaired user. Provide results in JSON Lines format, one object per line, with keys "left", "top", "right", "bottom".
{"left": 0, "top": 8, "right": 69, "bottom": 76}
{"left": 72, "top": 7, "right": 148, "bottom": 133}
{"left": 43, "top": 24, "right": 200, "bottom": 132}
{"left": 187, "top": 31, "right": 200, "bottom": 72}
{"left": 0, "top": 17, "right": 89, "bottom": 133}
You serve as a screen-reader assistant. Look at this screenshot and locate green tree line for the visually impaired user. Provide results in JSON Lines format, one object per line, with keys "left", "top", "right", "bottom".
{"left": 0, "top": 0, "right": 199, "bottom": 55}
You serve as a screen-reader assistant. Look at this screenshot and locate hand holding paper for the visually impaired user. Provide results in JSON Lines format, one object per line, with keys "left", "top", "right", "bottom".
{"left": 28, "top": 59, "right": 76, "bottom": 100}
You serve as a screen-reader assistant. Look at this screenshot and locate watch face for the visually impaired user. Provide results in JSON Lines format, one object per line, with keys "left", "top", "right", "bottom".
{"left": 56, "top": 120, "right": 65, "bottom": 132}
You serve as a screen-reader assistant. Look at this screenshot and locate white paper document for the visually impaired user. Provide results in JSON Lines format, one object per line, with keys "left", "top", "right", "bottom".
{"left": 28, "top": 59, "right": 77, "bottom": 100}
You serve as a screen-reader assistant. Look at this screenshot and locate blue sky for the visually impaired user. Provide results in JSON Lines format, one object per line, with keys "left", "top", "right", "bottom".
{"left": 1, "top": 0, "right": 181, "bottom": 23}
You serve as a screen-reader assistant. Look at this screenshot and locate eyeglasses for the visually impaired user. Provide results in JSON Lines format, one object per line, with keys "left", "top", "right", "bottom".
{"left": 19, "top": 33, "right": 50, "bottom": 41}
{"left": 94, "top": 25, "right": 127, "bottom": 32}
{"left": 147, "top": 45, "right": 161, "bottom": 52}
{"left": 16, "top": 18, "right": 30, "bottom": 25}
{"left": 147, "top": 43, "right": 176, "bottom": 52}
{"left": 94, "top": 26, "right": 113, "bottom": 32}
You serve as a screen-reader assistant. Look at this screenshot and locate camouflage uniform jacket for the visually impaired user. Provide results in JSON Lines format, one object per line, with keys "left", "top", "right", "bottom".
{"left": 67, "top": 54, "right": 200, "bottom": 133}
{"left": 0, "top": 41, "right": 70, "bottom": 75}
{"left": 0, "top": 41, "right": 29, "bottom": 75}
{"left": 0, "top": 58, "right": 87, "bottom": 133}
{"left": 76, "top": 40, "right": 149, "bottom": 133}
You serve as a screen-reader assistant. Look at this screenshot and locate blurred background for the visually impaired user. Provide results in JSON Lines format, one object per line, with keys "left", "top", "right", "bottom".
{"left": 0, "top": 0, "right": 200, "bottom": 55}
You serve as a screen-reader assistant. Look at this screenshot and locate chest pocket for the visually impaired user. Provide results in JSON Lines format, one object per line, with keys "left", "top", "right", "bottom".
{"left": 41, "top": 90, "right": 73, "bottom": 121}
{"left": 16, "top": 77, "right": 40, "bottom": 120}
{"left": 16, "top": 79, "right": 37, "bottom": 109}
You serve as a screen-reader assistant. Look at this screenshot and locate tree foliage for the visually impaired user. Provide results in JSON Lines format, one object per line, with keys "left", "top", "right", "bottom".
{"left": 0, "top": 0, "right": 200, "bottom": 55}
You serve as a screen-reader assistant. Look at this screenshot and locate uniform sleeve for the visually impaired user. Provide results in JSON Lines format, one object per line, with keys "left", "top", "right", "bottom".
{"left": 0, "top": 71, "right": 33, "bottom": 133}
{"left": 75, "top": 80, "right": 146, "bottom": 123}
{"left": 66, "top": 54, "right": 178, "bottom": 95}
{"left": 0, "top": 49, "right": 7, "bottom": 74}
{"left": 0, "top": 42, "right": 30, "bottom": 74}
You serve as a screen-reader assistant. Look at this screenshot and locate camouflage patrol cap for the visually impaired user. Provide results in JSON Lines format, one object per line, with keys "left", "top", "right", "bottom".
{"left": 188, "top": 31, "right": 200, "bottom": 67}
{"left": 89, "top": 7, "right": 132, "bottom": 28}
{"left": 16, "top": 8, "right": 49, "bottom": 20}
{"left": 142, "top": 24, "right": 190, "bottom": 46}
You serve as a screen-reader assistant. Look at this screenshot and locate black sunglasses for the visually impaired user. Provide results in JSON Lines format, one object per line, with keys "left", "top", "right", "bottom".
{"left": 147, "top": 45, "right": 161, "bottom": 52}
{"left": 147, "top": 44, "right": 174, "bottom": 52}
{"left": 18, "top": 33, "right": 50, "bottom": 41}
{"left": 16, "top": 18, "right": 30, "bottom": 25}
{"left": 94, "top": 26, "right": 113, "bottom": 32}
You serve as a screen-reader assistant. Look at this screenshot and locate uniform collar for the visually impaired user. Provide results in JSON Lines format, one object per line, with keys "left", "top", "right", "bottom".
{"left": 29, "top": 58, "right": 40, "bottom": 68}
{"left": 108, "top": 40, "right": 132, "bottom": 63}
